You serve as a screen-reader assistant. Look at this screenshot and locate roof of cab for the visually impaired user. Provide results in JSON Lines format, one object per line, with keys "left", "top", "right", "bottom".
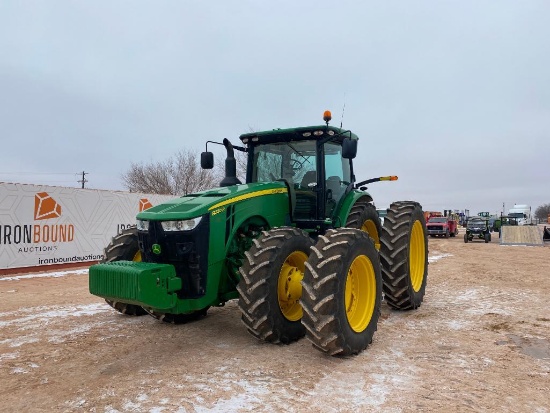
{"left": 239, "top": 125, "right": 359, "bottom": 145}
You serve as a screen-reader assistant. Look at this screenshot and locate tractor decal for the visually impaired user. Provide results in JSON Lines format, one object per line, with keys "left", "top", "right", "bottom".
{"left": 208, "top": 188, "right": 288, "bottom": 211}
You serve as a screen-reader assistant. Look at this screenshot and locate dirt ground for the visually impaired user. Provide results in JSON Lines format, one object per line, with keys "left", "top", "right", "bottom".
{"left": 1, "top": 232, "right": 549, "bottom": 413}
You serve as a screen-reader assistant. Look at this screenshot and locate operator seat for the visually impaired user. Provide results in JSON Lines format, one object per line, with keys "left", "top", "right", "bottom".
{"left": 294, "top": 170, "right": 317, "bottom": 220}
{"left": 326, "top": 176, "right": 343, "bottom": 199}
{"left": 300, "top": 171, "right": 317, "bottom": 188}
{"left": 325, "top": 176, "right": 343, "bottom": 216}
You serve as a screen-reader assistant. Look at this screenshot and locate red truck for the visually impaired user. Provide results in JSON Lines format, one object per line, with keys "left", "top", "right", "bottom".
{"left": 426, "top": 216, "right": 459, "bottom": 238}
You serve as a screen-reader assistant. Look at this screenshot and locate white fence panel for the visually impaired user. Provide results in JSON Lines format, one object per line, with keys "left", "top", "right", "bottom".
{"left": 0, "top": 183, "right": 174, "bottom": 270}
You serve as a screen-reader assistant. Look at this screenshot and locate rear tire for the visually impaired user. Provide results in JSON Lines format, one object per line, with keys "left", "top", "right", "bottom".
{"left": 301, "top": 228, "right": 382, "bottom": 356}
{"left": 345, "top": 200, "right": 382, "bottom": 250}
{"left": 380, "top": 201, "right": 428, "bottom": 310}
{"left": 102, "top": 227, "right": 147, "bottom": 316}
{"left": 485, "top": 233, "right": 490, "bottom": 243}
{"left": 237, "top": 227, "right": 314, "bottom": 344}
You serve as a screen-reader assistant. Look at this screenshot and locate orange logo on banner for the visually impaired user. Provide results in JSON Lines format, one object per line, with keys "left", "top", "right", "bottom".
{"left": 139, "top": 198, "right": 153, "bottom": 211}
{"left": 34, "top": 192, "right": 62, "bottom": 220}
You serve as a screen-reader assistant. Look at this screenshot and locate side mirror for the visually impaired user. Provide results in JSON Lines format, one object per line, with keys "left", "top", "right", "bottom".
{"left": 201, "top": 152, "right": 214, "bottom": 169}
{"left": 342, "top": 138, "right": 357, "bottom": 159}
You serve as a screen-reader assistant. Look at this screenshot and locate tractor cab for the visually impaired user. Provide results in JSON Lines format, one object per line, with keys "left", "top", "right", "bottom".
{"left": 239, "top": 122, "right": 358, "bottom": 230}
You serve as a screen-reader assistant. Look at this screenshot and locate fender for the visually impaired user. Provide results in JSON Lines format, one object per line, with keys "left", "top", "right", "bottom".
{"left": 334, "top": 191, "right": 374, "bottom": 228}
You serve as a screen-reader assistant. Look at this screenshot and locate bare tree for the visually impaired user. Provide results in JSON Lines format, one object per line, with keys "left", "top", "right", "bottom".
{"left": 121, "top": 149, "right": 219, "bottom": 195}
{"left": 534, "top": 203, "right": 550, "bottom": 222}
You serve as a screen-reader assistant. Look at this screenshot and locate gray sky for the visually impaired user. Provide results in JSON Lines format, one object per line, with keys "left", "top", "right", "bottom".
{"left": 1, "top": 1, "right": 548, "bottom": 216}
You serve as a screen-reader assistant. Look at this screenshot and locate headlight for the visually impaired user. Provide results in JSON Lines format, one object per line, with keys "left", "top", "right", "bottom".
{"left": 136, "top": 219, "right": 148, "bottom": 231}
{"left": 161, "top": 217, "right": 202, "bottom": 232}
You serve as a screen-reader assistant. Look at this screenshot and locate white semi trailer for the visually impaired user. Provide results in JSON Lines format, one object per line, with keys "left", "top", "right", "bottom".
{"left": 508, "top": 204, "right": 533, "bottom": 225}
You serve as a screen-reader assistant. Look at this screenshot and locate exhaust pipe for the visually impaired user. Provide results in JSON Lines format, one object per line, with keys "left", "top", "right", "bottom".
{"left": 220, "top": 138, "right": 242, "bottom": 187}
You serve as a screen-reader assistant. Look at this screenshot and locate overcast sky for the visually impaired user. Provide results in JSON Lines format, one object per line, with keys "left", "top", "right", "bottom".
{"left": 1, "top": 1, "right": 548, "bottom": 216}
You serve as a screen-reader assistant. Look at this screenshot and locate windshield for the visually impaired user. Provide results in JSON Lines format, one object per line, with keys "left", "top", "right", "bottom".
{"left": 428, "top": 218, "right": 447, "bottom": 223}
{"left": 467, "top": 220, "right": 486, "bottom": 228}
{"left": 251, "top": 140, "right": 316, "bottom": 185}
{"left": 250, "top": 139, "right": 351, "bottom": 220}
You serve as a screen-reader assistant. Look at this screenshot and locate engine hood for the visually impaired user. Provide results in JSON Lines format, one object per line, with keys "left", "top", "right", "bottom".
{"left": 136, "top": 182, "right": 288, "bottom": 221}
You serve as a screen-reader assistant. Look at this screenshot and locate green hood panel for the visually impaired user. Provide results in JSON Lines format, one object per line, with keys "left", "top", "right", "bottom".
{"left": 137, "top": 182, "right": 288, "bottom": 220}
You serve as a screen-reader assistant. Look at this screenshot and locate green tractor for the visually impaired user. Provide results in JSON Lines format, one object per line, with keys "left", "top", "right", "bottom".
{"left": 89, "top": 111, "right": 428, "bottom": 356}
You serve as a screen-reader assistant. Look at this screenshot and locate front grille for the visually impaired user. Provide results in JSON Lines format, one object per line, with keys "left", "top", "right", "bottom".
{"left": 137, "top": 215, "right": 210, "bottom": 299}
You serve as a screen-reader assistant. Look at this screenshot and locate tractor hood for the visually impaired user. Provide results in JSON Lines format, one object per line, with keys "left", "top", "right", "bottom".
{"left": 136, "top": 182, "right": 288, "bottom": 221}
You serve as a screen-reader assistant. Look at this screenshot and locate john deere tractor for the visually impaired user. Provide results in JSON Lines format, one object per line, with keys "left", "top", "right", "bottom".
{"left": 89, "top": 111, "right": 428, "bottom": 356}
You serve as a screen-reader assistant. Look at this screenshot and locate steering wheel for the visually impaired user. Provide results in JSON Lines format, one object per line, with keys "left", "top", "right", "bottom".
{"left": 290, "top": 159, "right": 303, "bottom": 171}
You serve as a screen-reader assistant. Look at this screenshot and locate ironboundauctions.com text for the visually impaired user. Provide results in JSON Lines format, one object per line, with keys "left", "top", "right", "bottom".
{"left": 38, "top": 254, "right": 103, "bottom": 265}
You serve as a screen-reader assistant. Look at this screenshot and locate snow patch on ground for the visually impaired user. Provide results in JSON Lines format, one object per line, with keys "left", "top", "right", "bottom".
{"left": 0, "top": 303, "right": 116, "bottom": 358}
{"left": 0, "top": 352, "right": 19, "bottom": 362}
{"left": 428, "top": 253, "right": 452, "bottom": 263}
{"left": 0, "top": 269, "right": 88, "bottom": 281}
{"left": 193, "top": 379, "right": 268, "bottom": 413}
{"left": 0, "top": 302, "right": 111, "bottom": 328}
{"left": 0, "top": 336, "right": 40, "bottom": 348}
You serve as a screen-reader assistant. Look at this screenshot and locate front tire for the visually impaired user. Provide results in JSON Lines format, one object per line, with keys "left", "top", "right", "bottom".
{"left": 301, "top": 229, "right": 382, "bottom": 356}
{"left": 464, "top": 234, "right": 469, "bottom": 243}
{"left": 143, "top": 307, "right": 209, "bottom": 324}
{"left": 102, "top": 227, "right": 147, "bottom": 316}
{"left": 380, "top": 201, "right": 428, "bottom": 310}
{"left": 237, "top": 227, "right": 314, "bottom": 344}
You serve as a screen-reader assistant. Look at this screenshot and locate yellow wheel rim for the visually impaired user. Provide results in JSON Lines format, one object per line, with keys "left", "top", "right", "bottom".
{"left": 345, "top": 255, "right": 377, "bottom": 333}
{"left": 361, "top": 219, "right": 381, "bottom": 250}
{"left": 277, "top": 251, "right": 308, "bottom": 321}
{"left": 133, "top": 251, "right": 142, "bottom": 262}
{"left": 409, "top": 220, "right": 426, "bottom": 292}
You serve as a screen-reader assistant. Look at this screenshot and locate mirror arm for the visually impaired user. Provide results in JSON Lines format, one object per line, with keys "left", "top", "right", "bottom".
{"left": 205, "top": 141, "right": 247, "bottom": 152}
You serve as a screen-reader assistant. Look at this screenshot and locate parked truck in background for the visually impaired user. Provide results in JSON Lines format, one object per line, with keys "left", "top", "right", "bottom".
{"left": 508, "top": 204, "right": 533, "bottom": 225}
{"left": 426, "top": 214, "right": 459, "bottom": 238}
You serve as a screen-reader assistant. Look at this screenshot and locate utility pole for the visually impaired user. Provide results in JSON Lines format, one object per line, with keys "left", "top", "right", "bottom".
{"left": 78, "top": 171, "right": 88, "bottom": 188}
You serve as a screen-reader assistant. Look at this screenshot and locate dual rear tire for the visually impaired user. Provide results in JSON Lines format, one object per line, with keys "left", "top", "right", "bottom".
{"left": 379, "top": 202, "right": 428, "bottom": 310}
{"left": 238, "top": 201, "right": 428, "bottom": 356}
{"left": 300, "top": 229, "right": 381, "bottom": 356}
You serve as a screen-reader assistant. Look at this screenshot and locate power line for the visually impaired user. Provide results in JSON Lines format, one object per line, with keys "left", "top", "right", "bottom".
{"left": 0, "top": 179, "right": 82, "bottom": 184}
{"left": 0, "top": 172, "right": 77, "bottom": 175}
{"left": 78, "top": 171, "right": 88, "bottom": 189}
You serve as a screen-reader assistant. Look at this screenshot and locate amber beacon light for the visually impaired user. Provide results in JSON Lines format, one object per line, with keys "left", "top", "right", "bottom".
{"left": 323, "top": 110, "right": 332, "bottom": 125}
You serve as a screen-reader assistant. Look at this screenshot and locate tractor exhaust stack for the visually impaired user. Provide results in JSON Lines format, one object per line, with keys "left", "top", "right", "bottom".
{"left": 220, "top": 138, "right": 241, "bottom": 187}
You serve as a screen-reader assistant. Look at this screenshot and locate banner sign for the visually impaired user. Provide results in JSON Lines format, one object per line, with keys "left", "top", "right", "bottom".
{"left": 0, "top": 183, "right": 174, "bottom": 269}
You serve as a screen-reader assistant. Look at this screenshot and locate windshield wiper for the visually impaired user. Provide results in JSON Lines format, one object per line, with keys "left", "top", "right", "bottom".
{"left": 286, "top": 143, "right": 313, "bottom": 166}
